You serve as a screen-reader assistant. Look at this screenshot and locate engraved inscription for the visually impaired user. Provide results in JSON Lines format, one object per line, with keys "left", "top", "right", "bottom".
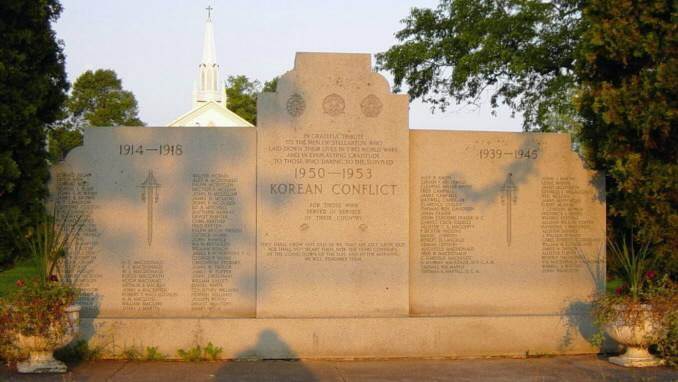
{"left": 541, "top": 177, "right": 597, "bottom": 273}
{"left": 119, "top": 144, "right": 183, "bottom": 156}
{"left": 257, "top": 53, "right": 409, "bottom": 317}
{"left": 121, "top": 260, "right": 177, "bottom": 312}
{"left": 419, "top": 175, "right": 491, "bottom": 274}
{"left": 262, "top": 241, "right": 404, "bottom": 262}
{"left": 191, "top": 173, "right": 242, "bottom": 312}
{"left": 53, "top": 172, "right": 101, "bottom": 315}
{"left": 51, "top": 127, "right": 256, "bottom": 318}
{"left": 266, "top": 133, "right": 399, "bottom": 198}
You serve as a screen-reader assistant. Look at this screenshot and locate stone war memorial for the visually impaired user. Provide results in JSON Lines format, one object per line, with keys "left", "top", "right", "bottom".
{"left": 50, "top": 52, "right": 606, "bottom": 359}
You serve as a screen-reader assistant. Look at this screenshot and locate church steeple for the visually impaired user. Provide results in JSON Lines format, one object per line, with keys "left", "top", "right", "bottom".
{"left": 193, "top": 5, "right": 224, "bottom": 107}
{"left": 168, "top": 5, "right": 253, "bottom": 127}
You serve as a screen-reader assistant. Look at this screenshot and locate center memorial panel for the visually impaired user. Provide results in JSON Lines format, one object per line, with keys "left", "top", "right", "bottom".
{"left": 256, "top": 53, "right": 410, "bottom": 317}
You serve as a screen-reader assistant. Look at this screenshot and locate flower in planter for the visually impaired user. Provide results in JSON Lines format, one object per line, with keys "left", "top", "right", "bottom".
{"left": 591, "top": 235, "right": 677, "bottom": 367}
{"left": 1, "top": 208, "right": 85, "bottom": 373}
{"left": 0, "top": 277, "right": 80, "bottom": 373}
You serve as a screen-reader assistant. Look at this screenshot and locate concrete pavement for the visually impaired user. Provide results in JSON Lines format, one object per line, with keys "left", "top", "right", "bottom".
{"left": 1, "top": 355, "right": 676, "bottom": 381}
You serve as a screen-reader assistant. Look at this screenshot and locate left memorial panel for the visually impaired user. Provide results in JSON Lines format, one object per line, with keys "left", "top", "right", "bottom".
{"left": 49, "top": 127, "right": 256, "bottom": 318}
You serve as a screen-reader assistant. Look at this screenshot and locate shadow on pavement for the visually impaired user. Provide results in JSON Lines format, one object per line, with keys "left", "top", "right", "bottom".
{"left": 214, "top": 329, "right": 318, "bottom": 382}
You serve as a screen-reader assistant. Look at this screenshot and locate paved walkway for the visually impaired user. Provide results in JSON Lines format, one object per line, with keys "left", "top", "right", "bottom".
{"left": 1, "top": 355, "right": 676, "bottom": 381}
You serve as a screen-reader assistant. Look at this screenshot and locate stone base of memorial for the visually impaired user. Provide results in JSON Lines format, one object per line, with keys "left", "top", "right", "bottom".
{"left": 78, "top": 315, "right": 599, "bottom": 359}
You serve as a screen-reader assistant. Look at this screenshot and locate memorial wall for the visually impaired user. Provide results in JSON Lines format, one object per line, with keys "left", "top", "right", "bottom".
{"left": 410, "top": 131, "right": 605, "bottom": 316}
{"left": 51, "top": 127, "right": 256, "bottom": 318}
{"left": 50, "top": 52, "right": 605, "bottom": 359}
{"left": 256, "top": 53, "right": 410, "bottom": 317}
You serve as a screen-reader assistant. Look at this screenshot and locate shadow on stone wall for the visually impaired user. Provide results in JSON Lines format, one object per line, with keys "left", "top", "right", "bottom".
{"left": 442, "top": 135, "right": 541, "bottom": 206}
{"left": 560, "top": 246, "right": 609, "bottom": 352}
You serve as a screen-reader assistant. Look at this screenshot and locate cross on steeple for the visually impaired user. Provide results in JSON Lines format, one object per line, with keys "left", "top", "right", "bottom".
{"left": 206, "top": 5, "right": 213, "bottom": 21}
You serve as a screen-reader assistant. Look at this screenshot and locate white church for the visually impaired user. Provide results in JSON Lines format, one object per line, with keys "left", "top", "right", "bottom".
{"left": 168, "top": 7, "right": 253, "bottom": 127}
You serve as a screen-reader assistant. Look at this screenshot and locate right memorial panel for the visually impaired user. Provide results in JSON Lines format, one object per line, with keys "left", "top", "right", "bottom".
{"left": 410, "top": 131, "right": 605, "bottom": 316}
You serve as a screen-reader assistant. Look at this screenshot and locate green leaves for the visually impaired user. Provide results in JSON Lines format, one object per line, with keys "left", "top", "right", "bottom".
{"left": 225, "top": 75, "right": 279, "bottom": 125}
{"left": 47, "top": 125, "right": 83, "bottom": 163}
{"left": 379, "top": 0, "right": 676, "bottom": 276}
{"left": 44, "top": 69, "right": 144, "bottom": 164}
{"left": 0, "top": 0, "right": 69, "bottom": 267}
{"left": 377, "top": 0, "right": 582, "bottom": 131}
{"left": 3, "top": 209, "right": 84, "bottom": 286}
{"left": 225, "top": 75, "right": 260, "bottom": 125}
{"left": 0, "top": 278, "right": 77, "bottom": 341}
{"left": 577, "top": 0, "right": 677, "bottom": 275}
{"left": 608, "top": 236, "right": 654, "bottom": 300}
{"left": 68, "top": 69, "right": 144, "bottom": 127}
{"left": 176, "top": 342, "right": 222, "bottom": 361}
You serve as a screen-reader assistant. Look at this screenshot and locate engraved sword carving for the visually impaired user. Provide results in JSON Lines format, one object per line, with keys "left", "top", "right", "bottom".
{"left": 139, "top": 170, "right": 160, "bottom": 246}
{"left": 500, "top": 173, "right": 517, "bottom": 247}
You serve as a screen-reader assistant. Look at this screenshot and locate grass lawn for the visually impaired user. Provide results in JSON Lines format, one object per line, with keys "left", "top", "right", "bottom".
{"left": 0, "top": 259, "right": 39, "bottom": 298}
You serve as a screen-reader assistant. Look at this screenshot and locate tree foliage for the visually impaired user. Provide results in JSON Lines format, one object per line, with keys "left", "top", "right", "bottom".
{"left": 379, "top": 0, "right": 677, "bottom": 276}
{"left": 576, "top": 0, "right": 677, "bottom": 275}
{"left": 47, "top": 123, "right": 82, "bottom": 162}
{"left": 68, "top": 69, "right": 144, "bottom": 127}
{"left": 48, "top": 69, "right": 143, "bottom": 162}
{"left": 263, "top": 77, "right": 278, "bottom": 93}
{"left": 225, "top": 75, "right": 259, "bottom": 125}
{"left": 0, "top": 0, "right": 69, "bottom": 267}
{"left": 376, "top": 0, "right": 582, "bottom": 131}
{"left": 225, "top": 75, "right": 278, "bottom": 125}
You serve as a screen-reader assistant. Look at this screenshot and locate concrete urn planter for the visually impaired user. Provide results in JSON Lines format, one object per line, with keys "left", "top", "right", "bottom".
{"left": 14, "top": 304, "right": 81, "bottom": 373}
{"left": 603, "top": 305, "right": 664, "bottom": 367}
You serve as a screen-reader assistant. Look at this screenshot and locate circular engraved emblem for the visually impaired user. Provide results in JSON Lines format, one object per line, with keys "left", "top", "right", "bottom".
{"left": 286, "top": 93, "right": 305, "bottom": 117}
{"left": 360, "top": 94, "right": 383, "bottom": 117}
{"left": 322, "top": 94, "right": 345, "bottom": 117}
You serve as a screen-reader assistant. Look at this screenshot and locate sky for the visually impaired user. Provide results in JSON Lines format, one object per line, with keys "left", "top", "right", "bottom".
{"left": 54, "top": 0, "right": 523, "bottom": 131}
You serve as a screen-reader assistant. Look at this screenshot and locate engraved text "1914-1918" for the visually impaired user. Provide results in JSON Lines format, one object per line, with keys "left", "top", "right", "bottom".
{"left": 119, "top": 144, "right": 183, "bottom": 156}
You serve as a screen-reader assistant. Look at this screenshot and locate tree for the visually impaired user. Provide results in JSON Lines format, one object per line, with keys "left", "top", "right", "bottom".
{"left": 225, "top": 75, "right": 279, "bottom": 125}
{"left": 0, "top": 0, "right": 69, "bottom": 266}
{"left": 68, "top": 69, "right": 144, "bottom": 127}
{"left": 47, "top": 122, "right": 82, "bottom": 162}
{"left": 376, "top": 0, "right": 582, "bottom": 131}
{"left": 576, "top": 0, "right": 677, "bottom": 275}
{"left": 263, "top": 77, "right": 278, "bottom": 93}
{"left": 47, "top": 69, "right": 144, "bottom": 162}
{"left": 225, "top": 75, "right": 259, "bottom": 125}
{"left": 380, "top": 0, "right": 677, "bottom": 275}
